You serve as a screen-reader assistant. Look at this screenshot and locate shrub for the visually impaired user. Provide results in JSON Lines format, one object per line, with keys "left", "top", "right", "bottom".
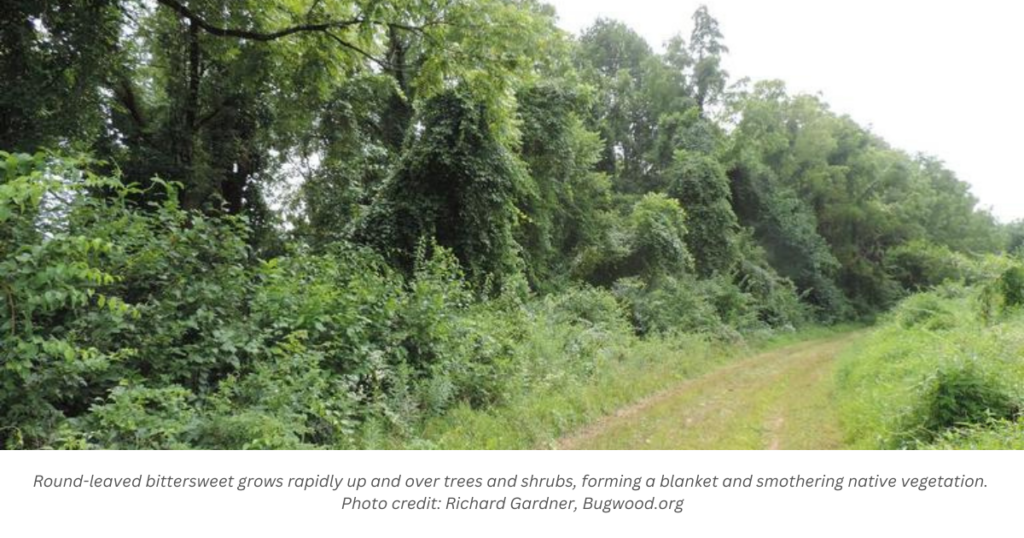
{"left": 77, "top": 385, "right": 198, "bottom": 450}
{"left": 736, "top": 261, "right": 807, "bottom": 328}
{"left": 1, "top": 152, "right": 136, "bottom": 448}
{"left": 196, "top": 334, "right": 360, "bottom": 449}
{"left": 978, "top": 265, "right": 1024, "bottom": 322}
{"left": 571, "top": 194, "right": 694, "bottom": 287}
{"left": 97, "top": 187, "right": 257, "bottom": 393}
{"left": 1, "top": 153, "right": 483, "bottom": 447}
{"left": 613, "top": 276, "right": 724, "bottom": 336}
{"left": 837, "top": 289, "right": 1024, "bottom": 449}
{"left": 999, "top": 266, "right": 1024, "bottom": 309}
{"left": 893, "top": 293, "right": 958, "bottom": 331}
{"left": 628, "top": 193, "right": 693, "bottom": 281}
{"left": 902, "top": 363, "right": 1019, "bottom": 446}
{"left": 539, "top": 285, "right": 631, "bottom": 333}
{"left": 885, "top": 240, "right": 968, "bottom": 291}
{"left": 732, "top": 231, "right": 809, "bottom": 328}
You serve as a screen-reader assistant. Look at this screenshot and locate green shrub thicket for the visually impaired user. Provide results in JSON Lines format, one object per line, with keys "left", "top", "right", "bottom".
{"left": 2, "top": 153, "right": 795, "bottom": 449}
{"left": 836, "top": 275, "right": 1024, "bottom": 449}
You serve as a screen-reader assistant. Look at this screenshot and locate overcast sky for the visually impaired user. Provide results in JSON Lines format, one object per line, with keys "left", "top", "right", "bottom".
{"left": 546, "top": 0, "right": 1023, "bottom": 222}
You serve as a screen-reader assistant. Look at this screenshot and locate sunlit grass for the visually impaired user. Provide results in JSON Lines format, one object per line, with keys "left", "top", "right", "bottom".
{"left": 382, "top": 325, "right": 856, "bottom": 449}
{"left": 835, "top": 287, "right": 1024, "bottom": 449}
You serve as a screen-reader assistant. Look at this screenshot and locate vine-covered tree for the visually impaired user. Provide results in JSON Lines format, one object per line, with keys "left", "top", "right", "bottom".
{"left": 0, "top": 2, "right": 1011, "bottom": 449}
{"left": 668, "top": 150, "right": 740, "bottom": 276}
{"left": 359, "top": 90, "right": 527, "bottom": 290}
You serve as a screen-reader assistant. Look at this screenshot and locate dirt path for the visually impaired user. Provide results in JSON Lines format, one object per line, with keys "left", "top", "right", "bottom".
{"left": 558, "top": 331, "right": 865, "bottom": 450}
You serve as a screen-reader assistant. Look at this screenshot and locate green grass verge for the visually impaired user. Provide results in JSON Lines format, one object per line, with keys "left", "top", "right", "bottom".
{"left": 566, "top": 331, "right": 863, "bottom": 450}
{"left": 836, "top": 286, "right": 1024, "bottom": 449}
{"left": 372, "top": 325, "right": 855, "bottom": 449}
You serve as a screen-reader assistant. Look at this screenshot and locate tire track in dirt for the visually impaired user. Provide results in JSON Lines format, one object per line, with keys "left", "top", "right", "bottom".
{"left": 557, "top": 331, "right": 864, "bottom": 450}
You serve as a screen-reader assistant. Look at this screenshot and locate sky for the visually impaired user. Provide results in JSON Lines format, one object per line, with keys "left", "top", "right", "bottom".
{"left": 546, "top": 0, "right": 1023, "bottom": 222}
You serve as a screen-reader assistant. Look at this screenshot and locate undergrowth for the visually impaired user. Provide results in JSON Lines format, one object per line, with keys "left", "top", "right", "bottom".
{"left": 836, "top": 277, "right": 1024, "bottom": 449}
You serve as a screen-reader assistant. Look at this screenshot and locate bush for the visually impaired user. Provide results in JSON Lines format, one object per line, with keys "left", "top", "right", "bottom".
{"left": 77, "top": 385, "right": 198, "bottom": 450}
{"left": 0, "top": 153, "right": 500, "bottom": 447}
{"left": 613, "top": 276, "right": 724, "bottom": 337}
{"left": 571, "top": 194, "right": 693, "bottom": 286}
{"left": 195, "top": 334, "right": 360, "bottom": 449}
{"left": 736, "top": 262, "right": 807, "bottom": 328}
{"left": 885, "top": 240, "right": 969, "bottom": 291}
{"left": 893, "top": 293, "right": 958, "bottom": 331}
{"left": 731, "top": 231, "right": 809, "bottom": 328}
{"left": 628, "top": 193, "right": 693, "bottom": 281}
{"left": 1, "top": 152, "right": 138, "bottom": 448}
{"left": 901, "top": 363, "right": 1019, "bottom": 445}
{"left": 837, "top": 287, "right": 1024, "bottom": 449}
{"left": 999, "top": 266, "right": 1024, "bottom": 308}
{"left": 978, "top": 265, "right": 1024, "bottom": 322}
{"left": 539, "top": 285, "right": 631, "bottom": 333}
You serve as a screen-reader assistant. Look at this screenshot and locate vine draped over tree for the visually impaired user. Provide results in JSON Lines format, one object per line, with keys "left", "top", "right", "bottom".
{"left": 0, "top": 1, "right": 1016, "bottom": 449}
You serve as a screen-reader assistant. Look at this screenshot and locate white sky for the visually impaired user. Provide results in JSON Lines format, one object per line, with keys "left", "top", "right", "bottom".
{"left": 547, "top": 0, "right": 1023, "bottom": 222}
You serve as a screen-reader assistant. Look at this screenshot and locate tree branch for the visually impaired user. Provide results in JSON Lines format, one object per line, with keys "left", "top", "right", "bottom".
{"left": 114, "top": 77, "right": 146, "bottom": 129}
{"left": 195, "top": 105, "right": 224, "bottom": 129}
{"left": 323, "top": 31, "right": 389, "bottom": 69}
{"left": 157, "top": 0, "right": 372, "bottom": 41}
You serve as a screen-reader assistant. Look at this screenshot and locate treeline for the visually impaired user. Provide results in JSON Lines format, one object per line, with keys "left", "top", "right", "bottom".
{"left": 0, "top": 1, "right": 1016, "bottom": 448}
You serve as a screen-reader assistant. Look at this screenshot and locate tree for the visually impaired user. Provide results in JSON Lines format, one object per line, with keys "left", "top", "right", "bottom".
{"left": 577, "top": 19, "right": 688, "bottom": 192}
{"left": 0, "top": 0, "right": 120, "bottom": 152}
{"left": 725, "top": 82, "right": 850, "bottom": 318}
{"left": 1007, "top": 220, "right": 1024, "bottom": 255}
{"left": 573, "top": 193, "right": 693, "bottom": 286}
{"left": 668, "top": 150, "right": 740, "bottom": 276}
{"left": 358, "top": 90, "right": 527, "bottom": 290}
{"left": 515, "top": 83, "right": 611, "bottom": 290}
{"left": 688, "top": 5, "right": 729, "bottom": 113}
{"left": 628, "top": 193, "right": 693, "bottom": 281}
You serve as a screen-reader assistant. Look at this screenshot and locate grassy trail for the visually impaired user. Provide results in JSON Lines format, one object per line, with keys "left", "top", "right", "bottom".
{"left": 558, "top": 331, "right": 866, "bottom": 450}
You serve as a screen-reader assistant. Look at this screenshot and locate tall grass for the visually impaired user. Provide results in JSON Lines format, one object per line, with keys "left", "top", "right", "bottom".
{"left": 378, "top": 325, "right": 848, "bottom": 449}
{"left": 836, "top": 284, "right": 1024, "bottom": 449}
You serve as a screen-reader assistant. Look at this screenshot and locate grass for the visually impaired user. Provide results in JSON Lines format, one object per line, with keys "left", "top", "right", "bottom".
{"left": 927, "top": 420, "right": 1024, "bottom": 449}
{"left": 835, "top": 285, "right": 1024, "bottom": 449}
{"left": 560, "top": 331, "right": 863, "bottom": 449}
{"left": 374, "top": 280, "right": 1024, "bottom": 451}
{"left": 381, "top": 324, "right": 858, "bottom": 449}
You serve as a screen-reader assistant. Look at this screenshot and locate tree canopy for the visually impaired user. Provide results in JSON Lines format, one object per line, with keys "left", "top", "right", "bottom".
{"left": 0, "top": 2, "right": 1013, "bottom": 449}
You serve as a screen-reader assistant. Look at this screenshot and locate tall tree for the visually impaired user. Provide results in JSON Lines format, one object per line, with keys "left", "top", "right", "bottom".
{"left": 0, "top": 0, "right": 120, "bottom": 152}
{"left": 688, "top": 5, "right": 729, "bottom": 114}
{"left": 577, "top": 19, "right": 688, "bottom": 192}
{"left": 357, "top": 90, "right": 528, "bottom": 290}
{"left": 668, "top": 150, "right": 740, "bottom": 276}
{"left": 516, "top": 83, "right": 611, "bottom": 290}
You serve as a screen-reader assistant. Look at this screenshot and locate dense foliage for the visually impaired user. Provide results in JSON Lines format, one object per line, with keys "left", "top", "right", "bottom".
{"left": 837, "top": 262, "right": 1024, "bottom": 449}
{"left": 1, "top": 2, "right": 1015, "bottom": 449}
